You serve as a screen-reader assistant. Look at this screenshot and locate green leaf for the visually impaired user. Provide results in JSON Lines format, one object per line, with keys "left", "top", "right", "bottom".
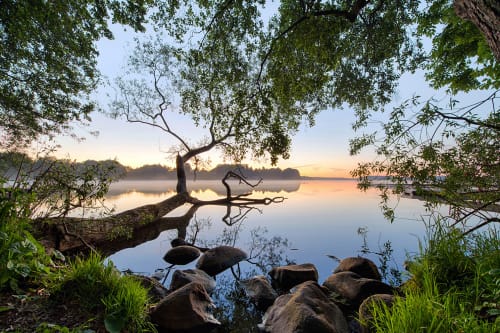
{"left": 104, "top": 315, "right": 126, "bottom": 333}
{"left": 14, "top": 263, "right": 31, "bottom": 278}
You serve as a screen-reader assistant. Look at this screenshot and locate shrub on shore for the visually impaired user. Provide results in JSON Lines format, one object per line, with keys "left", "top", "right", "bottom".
{"left": 366, "top": 222, "right": 500, "bottom": 332}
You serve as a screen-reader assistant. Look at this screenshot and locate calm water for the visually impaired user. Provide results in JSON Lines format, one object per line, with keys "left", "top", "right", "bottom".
{"left": 106, "top": 179, "right": 431, "bottom": 283}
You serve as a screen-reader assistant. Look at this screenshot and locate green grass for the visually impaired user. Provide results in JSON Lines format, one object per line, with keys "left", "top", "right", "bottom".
{"left": 49, "top": 253, "right": 155, "bottom": 333}
{"left": 365, "top": 222, "right": 500, "bottom": 332}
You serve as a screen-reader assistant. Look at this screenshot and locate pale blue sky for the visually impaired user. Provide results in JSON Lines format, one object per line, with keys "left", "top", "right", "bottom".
{"left": 52, "top": 21, "right": 493, "bottom": 178}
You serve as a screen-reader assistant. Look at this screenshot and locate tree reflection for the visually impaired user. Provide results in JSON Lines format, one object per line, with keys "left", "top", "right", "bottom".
{"left": 180, "top": 221, "right": 292, "bottom": 332}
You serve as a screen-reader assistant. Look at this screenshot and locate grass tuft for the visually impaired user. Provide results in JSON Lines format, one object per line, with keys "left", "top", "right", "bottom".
{"left": 366, "top": 221, "right": 500, "bottom": 332}
{"left": 49, "top": 253, "right": 155, "bottom": 332}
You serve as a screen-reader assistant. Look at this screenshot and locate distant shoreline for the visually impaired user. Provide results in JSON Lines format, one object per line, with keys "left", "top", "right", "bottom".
{"left": 119, "top": 176, "right": 355, "bottom": 181}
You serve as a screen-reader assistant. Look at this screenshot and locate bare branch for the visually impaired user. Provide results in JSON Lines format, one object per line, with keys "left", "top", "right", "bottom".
{"left": 434, "top": 109, "right": 500, "bottom": 131}
{"left": 462, "top": 217, "right": 500, "bottom": 236}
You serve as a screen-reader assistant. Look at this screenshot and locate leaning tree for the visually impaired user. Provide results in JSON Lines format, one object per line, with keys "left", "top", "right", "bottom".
{"left": 15, "top": 0, "right": 500, "bottom": 251}
{"left": 155, "top": 0, "right": 499, "bottom": 232}
{"left": 110, "top": 33, "right": 301, "bottom": 197}
{"left": 32, "top": 29, "right": 296, "bottom": 253}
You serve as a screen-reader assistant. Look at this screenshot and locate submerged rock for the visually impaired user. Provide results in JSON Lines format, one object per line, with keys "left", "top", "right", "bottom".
{"left": 333, "top": 257, "right": 381, "bottom": 280}
{"left": 240, "top": 275, "right": 278, "bottom": 311}
{"left": 170, "top": 269, "right": 216, "bottom": 294}
{"left": 150, "top": 282, "right": 220, "bottom": 333}
{"left": 269, "top": 263, "right": 318, "bottom": 291}
{"left": 260, "top": 281, "right": 349, "bottom": 333}
{"left": 196, "top": 245, "right": 247, "bottom": 276}
{"left": 163, "top": 245, "right": 201, "bottom": 265}
{"left": 322, "top": 271, "right": 394, "bottom": 312}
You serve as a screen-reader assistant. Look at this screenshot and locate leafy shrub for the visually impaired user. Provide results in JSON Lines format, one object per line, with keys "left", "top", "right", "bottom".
{"left": 367, "top": 222, "right": 500, "bottom": 332}
{"left": 0, "top": 186, "right": 52, "bottom": 291}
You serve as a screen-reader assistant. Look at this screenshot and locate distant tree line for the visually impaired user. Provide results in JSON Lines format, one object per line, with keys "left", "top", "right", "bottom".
{"left": 123, "top": 163, "right": 302, "bottom": 180}
{"left": 0, "top": 152, "right": 126, "bottom": 181}
{"left": 0, "top": 153, "right": 302, "bottom": 182}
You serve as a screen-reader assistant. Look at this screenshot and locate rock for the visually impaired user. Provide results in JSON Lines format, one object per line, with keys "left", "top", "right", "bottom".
{"left": 269, "top": 263, "right": 318, "bottom": 291}
{"left": 134, "top": 275, "right": 169, "bottom": 303}
{"left": 333, "top": 257, "right": 381, "bottom": 280}
{"left": 196, "top": 245, "right": 247, "bottom": 276}
{"left": 322, "top": 272, "right": 394, "bottom": 312}
{"left": 163, "top": 245, "right": 201, "bottom": 265}
{"left": 260, "top": 281, "right": 349, "bottom": 333}
{"left": 358, "top": 294, "right": 398, "bottom": 333}
{"left": 240, "top": 275, "right": 278, "bottom": 311}
{"left": 150, "top": 282, "right": 220, "bottom": 333}
{"left": 170, "top": 269, "right": 216, "bottom": 294}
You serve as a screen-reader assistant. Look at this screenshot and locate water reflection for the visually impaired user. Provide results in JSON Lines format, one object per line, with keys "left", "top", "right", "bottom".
{"left": 105, "top": 179, "right": 429, "bottom": 330}
{"left": 180, "top": 219, "right": 293, "bottom": 332}
{"left": 106, "top": 179, "right": 301, "bottom": 198}
{"left": 107, "top": 180, "right": 428, "bottom": 281}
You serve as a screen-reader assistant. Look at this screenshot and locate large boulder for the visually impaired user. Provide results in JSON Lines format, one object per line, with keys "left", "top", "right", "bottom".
{"left": 163, "top": 245, "right": 201, "bottom": 265}
{"left": 260, "top": 281, "right": 349, "bottom": 333}
{"left": 333, "top": 257, "right": 381, "bottom": 280}
{"left": 196, "top": 246, "right": 247, "bottom": 276}
{"left": 170, "top": 269, "right": 216, "bottom": 294}
{"left": 150, "top": 282, "right": 220, "bottom": 333}
{"left": 240, "top": 275, "right": 278, "bottom": 311}
{"left": 322, "top": 272, "right": 394, "bottom": 312}
{"left": 358, "top": 294, "right": 398, "bottom": 333}
{"left": 269, "top": 263, "right": 318, "bottom": 291}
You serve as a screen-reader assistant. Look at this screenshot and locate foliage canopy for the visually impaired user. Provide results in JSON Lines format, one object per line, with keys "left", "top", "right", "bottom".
{"left": 0, "top": 0, "right": 152, "bottom": 146}
{"left": 152, "top": 0, "right": 499, "bottom": 228}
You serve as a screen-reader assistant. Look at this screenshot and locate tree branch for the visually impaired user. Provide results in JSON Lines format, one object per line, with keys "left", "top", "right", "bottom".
{"left": 434, "top": 109, "right": 500, "bottom": 131}
{"left": 462, "top": 217, "right": 500, "bottom": 236}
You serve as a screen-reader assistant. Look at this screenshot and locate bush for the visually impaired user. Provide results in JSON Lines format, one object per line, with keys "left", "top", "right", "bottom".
{"left": 0, "top": 186, "right": 52, "bottom": 292}
{"left": 367, "top": 222, "right": 500, "bottom": 332}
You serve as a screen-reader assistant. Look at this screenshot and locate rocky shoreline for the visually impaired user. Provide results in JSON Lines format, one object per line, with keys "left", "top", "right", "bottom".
{"left": 144, "top": 242, "right": 400, "bottom": 333}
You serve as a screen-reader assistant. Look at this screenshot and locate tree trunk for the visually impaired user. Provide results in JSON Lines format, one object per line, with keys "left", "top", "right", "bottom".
{"left": 454, "top": 0, "right": 500, "bottom": 60}
{"left": 176, "top": 154, "right": 188, "bottom": 194}
{"left": 35, "top": 193, "right": 190, "bottom": 254}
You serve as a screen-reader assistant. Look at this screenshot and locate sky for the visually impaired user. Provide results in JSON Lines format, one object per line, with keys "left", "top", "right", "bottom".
{"left": 51, "top": 15, "right": 494, "bottom": 179}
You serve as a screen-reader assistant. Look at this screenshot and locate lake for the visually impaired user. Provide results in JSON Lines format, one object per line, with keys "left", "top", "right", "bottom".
{"left": 104, "top": 179, "right": 433, "bottom": 330}
{"left": 106, "top": 179, "right": 432, "bottom": 282}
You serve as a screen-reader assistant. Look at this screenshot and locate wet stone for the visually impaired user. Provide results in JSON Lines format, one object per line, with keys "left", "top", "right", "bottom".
{"left": 170, "top": 269, "right": 216, "bottom": 294}
{"left": 260, "top": 281, "right": 349, "bottom": 333}
{"left": 240, "top": 275, "right": 278, "bottom": 311}
{"left": 333, "top": 257, "right": 382, "bottom": 280}
{"left": 269, "top": 263, "right": 318, "bottom": 291}
{"left": 323, "top": 271, "right": 394, "bottom": 312}
{"left": 150, "top": 282, "right": 220, "bottom": 333}
{"left": 196, "top": 245, "right": 247, "bottom": 276}
{"left": 163, "top": 245, "right": 201, "bottom": 265}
